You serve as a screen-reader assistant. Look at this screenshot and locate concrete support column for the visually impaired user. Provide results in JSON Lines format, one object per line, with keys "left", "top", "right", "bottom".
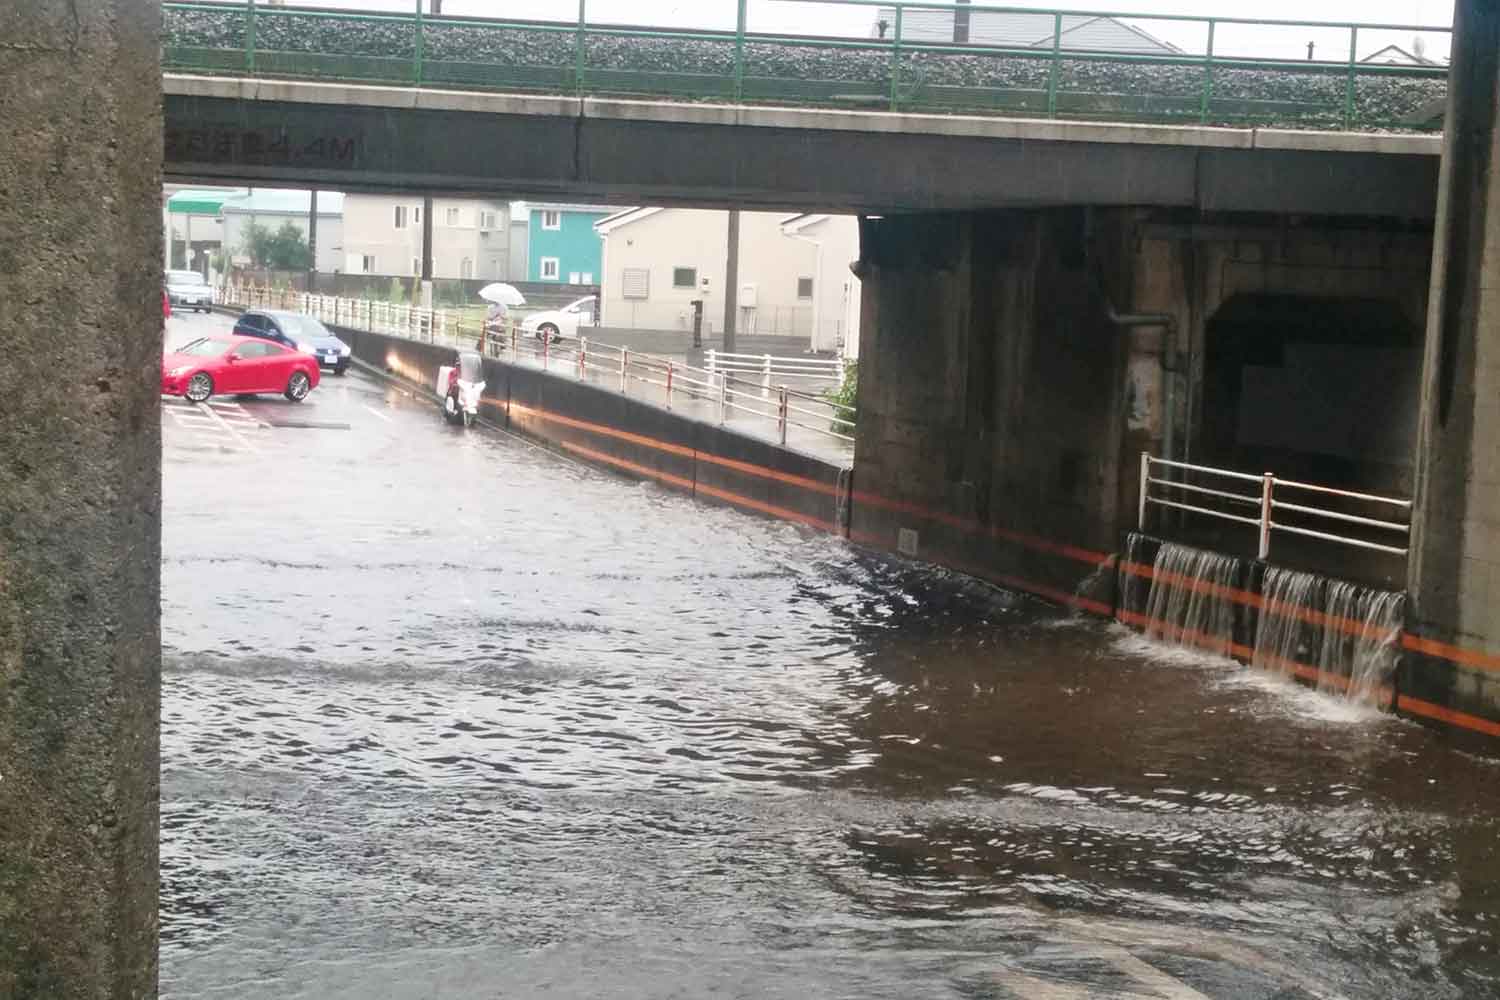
{"left": 851, "top": 209, "right": 1130, "bottom": 596}
{"left": 0, "top": 1, "right": 162, "bottom": 995}
{"left": 1409, "top": 0, "right": 1500, "bottom": 660}
{"left": 421, "top": 193, "right": 435, "bottom": 309}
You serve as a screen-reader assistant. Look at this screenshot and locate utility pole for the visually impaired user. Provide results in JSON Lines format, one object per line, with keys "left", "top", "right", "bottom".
{"left": 430, "top": 0, "right": 441, "bottom": 11}
{"left": 307, "top": 187, "right": 319, "bottom": 293}
{"left": 723, "top": 209, "right": 740, "bottom": 353}
{"left": 954, "top": 0, "right": 971, "bottom": 44}
{"left": 421, "top": 194, "right": 435, "bottom": 308}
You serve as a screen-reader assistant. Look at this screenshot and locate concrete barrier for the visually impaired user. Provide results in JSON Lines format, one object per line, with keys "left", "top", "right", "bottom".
{"left": 341, "top": 327, "right": 849, "bottom": 536}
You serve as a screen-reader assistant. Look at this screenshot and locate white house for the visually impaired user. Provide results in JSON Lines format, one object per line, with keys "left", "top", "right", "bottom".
{"left": 220, "top": 189, "right": 344, "bottom": 274}
{"left": 780, "top": 213, "right": 862, "bottom": 359}
{"left": 340, "top": 194, "right": 512, "bottom": 280}
{"left": 595, "top": 208, "right": 861, "bottom": 354}
{"left": 872, "top": 8, "right": 1179, "bottom": 54}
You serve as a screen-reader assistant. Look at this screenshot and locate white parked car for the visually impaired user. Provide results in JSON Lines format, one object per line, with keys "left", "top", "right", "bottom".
{"left": 520, "top": 295, "right": 597, "bottom": 343}
{"left": 166, "top": 269, "right": 215, "bottom": 312}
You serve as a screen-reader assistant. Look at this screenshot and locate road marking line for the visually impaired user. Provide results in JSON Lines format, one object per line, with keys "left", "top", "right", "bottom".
{"left": 362, "top": 405, "right": 393, "bottom": 423}
{"left": 196, "top": 401, "right": 260, "bottom": 455}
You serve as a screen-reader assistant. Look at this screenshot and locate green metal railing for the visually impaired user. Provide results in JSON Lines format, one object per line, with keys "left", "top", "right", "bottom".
{"left": 161, "top": 0, "right": 1451, "bottom": 132}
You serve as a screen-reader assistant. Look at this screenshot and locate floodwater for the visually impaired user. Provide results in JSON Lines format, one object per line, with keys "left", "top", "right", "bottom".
{"left": 161, "top": 314, "right": 1500, "bottom": 998}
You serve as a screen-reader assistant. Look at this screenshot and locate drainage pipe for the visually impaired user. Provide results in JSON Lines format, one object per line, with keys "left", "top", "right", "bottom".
{"left": 1102, "top": 297, "right": 1181, "bottom": 466}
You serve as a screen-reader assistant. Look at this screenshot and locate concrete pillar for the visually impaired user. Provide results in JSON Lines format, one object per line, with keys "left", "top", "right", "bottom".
{"left": 0, "top": 0, "right": 162, "bottom": 996}
{"left": 723, "top": 209, "right": 741, "bottom": 353}
{"left": 421, "top": 193, "right": 435, "bottom": 309}
{"left": 851, "top": 209, "right": 1130, "bottom": 595}
{"left": 1409, "top": 0, "right": 1500, "bottom": 658}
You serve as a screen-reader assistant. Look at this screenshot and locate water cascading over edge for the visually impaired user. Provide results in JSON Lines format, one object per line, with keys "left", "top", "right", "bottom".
{"left": 1121, "top": 534, "right": 1406, "bottom": 705}
{"left": 1121, "top": 534, "right": 1244, "bottom": 658}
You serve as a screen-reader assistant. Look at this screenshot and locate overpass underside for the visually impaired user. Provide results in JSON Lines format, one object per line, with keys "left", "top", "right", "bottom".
{"left": 163, "top": 77, "right": 1440, "bottom": 217}
{"left": 852, "top": 208, "right": 1433, "bottom": 586}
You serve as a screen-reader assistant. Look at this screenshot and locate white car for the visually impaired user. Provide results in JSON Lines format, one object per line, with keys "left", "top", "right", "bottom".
{"left": 520, "top": 295, "right": 597, "bottom": 343}
{"left": 166, "top": 269, "right": 215, "bottom": 313}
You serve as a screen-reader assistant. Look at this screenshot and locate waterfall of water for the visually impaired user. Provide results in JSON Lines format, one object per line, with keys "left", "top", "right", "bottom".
{"left": 1140, "top": 541, "right": 1244, "bottom": 657}
{"left": 1118, "top": 535, "right": 1405, "bottom": 705}
{"left": 1319, "top": 582, "right": 1406, "bottom": 703}
{"left": 1118, "top": 532, "right": 1157, "bottom": 621}
{"left": 1252, "top": 567, "right": 1322, "bottom": 680}
{"left": 1253, "top": 566, "right": 1404, "bottom": 704}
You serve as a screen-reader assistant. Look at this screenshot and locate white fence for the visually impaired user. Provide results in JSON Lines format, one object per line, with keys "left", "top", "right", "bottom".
{"left": 1138, "top": 453, "right": 1412, "bottom": 560}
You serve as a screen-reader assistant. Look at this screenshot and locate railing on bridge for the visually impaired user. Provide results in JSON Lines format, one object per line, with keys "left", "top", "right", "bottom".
{"left": 221, "top": 283, "right": 856, "bottom": 449}
{"left": 162, "top": 1, "right": 1451, "bottom": 131}
{"left": 1137, "top": 453, "right": 1413, "bottom": 562}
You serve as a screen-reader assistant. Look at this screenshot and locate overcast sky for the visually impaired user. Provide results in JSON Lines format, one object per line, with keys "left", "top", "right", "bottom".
{"left": 277, "top": 0, "right": 1455, "bottom": 60}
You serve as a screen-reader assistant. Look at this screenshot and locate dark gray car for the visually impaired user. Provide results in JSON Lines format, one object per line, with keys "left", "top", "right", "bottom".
{"left": 232, "top": 309, "right": 352, "bottom": 375}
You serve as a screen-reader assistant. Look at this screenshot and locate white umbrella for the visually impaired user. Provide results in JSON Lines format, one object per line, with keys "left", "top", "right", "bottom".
{"left": 477, "top": 282, "right": 526, "bottom": 306}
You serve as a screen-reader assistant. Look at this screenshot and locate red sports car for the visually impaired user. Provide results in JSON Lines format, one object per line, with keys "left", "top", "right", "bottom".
{"left": 162, "top": 335, "right": 320, "bottom": 404}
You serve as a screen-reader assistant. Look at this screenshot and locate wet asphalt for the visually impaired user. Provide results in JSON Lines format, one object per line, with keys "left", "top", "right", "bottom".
{"left": 160, "top": 311, "right": 1500, "bottom": 999}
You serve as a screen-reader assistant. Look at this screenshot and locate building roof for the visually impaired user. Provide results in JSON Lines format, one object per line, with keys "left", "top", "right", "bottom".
{"left": 1360, "top": 43, "right": 1440, "bottom": 66}
{"left": 781, "top": 213, "right": 836, "bottom": 235}
{"left": 167, "top": 187, "right": 247, "bottom": 215}
{"left": 594, "top": 206, "right": 662, "bottom": 235}
{"left": 529, "top": 202, "right": 617, "bottom": 215}
{"left": 220, "top": 189, "right": 345, "bottom": 216}
{"left": 873, "top": 9, "right": 1179, "bottom": 55}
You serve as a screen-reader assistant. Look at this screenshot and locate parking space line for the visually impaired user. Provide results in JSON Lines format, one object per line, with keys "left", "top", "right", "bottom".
{"left": 362, "top": 405, "right": 393, "bottom": 424}
{"left": 196, "top": 401, "right": 260, "bottom": 455}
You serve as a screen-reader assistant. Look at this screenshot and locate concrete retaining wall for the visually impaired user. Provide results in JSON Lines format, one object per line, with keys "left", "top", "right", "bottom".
{"left": 339, "top": 327, "right": 850, "bottom": 534}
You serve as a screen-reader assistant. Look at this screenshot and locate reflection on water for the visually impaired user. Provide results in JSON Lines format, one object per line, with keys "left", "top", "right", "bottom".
{"left": 162, "top": 400, "right": 1500, "bottom": 999}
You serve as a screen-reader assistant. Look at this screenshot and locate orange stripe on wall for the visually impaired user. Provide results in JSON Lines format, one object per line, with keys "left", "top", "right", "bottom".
{"left": 554, "top": 440, "right": 836, "bottom": 533}
{"left": 1396, "top": 695, "right": 1500, "bottom": 738}
{"left": 491, "top": 389, "right": 1500, "bottom": 699}
{"left": 1402, "top": 633, "right": 1500, "bottom": 675}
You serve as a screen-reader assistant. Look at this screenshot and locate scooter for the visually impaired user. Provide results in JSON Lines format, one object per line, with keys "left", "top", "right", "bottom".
{"left": 438, "top": 350, "right": 485, "bottom": 428}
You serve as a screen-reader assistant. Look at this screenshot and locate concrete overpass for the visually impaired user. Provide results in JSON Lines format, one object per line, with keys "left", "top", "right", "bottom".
{"left": 164, "top": 74, "right": 1442, "bottom": 219}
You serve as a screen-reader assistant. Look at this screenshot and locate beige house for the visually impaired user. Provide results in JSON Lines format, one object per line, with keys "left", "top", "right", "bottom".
{"left": 595, "top": 208, "right": 860, "bottom": 354}
{"left": 341, "top": 194, "right": 511, "bottom": 280}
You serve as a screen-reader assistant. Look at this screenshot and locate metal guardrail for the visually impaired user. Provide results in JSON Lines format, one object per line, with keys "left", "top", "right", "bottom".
{"left": 1137, "top": 453, "right": 1412, "bottom": 560}
{"left": 161, "top": 0, "right": 1451, "bottom": 131}
{"left": 705, "top": 349, "right": 844, "bottom": 397}
{"left": 221, "top": 284, "right": 856, "bottom": 448}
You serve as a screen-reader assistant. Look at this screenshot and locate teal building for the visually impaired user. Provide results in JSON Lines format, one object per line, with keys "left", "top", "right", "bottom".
{"left": 527, "top": 203, "right": 612, "bottom": 285}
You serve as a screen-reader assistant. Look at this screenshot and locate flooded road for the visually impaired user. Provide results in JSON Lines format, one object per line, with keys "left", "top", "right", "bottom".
{"left": 162, "top": 313, "right": 1500, "bottom": 998}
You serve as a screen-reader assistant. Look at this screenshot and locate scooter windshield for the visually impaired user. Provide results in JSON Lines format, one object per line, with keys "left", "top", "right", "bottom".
{"left": 458, "top": 352, "right": 483, "bottom": 382}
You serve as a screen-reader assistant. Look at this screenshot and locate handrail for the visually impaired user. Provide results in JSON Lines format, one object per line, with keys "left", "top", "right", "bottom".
{"left": 1137, "top": 452, "right": 1412, "bottom": 562}
{"left": 161, "top": 0, "right": 1452, "bottom": 132}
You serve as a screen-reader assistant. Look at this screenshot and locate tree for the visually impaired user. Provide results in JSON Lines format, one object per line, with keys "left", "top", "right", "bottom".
{"left": 242, "top": 220, "right": 313, "bottom": 270}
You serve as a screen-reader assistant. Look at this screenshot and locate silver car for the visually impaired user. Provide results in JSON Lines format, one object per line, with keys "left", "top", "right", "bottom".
{"left": 166, "top": 269, "right": 215, "bottom": 313}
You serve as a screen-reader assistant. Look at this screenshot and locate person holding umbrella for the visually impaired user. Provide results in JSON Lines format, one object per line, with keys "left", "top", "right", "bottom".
{"left": 477, "top": 282, "right": 526, "bottom": 354}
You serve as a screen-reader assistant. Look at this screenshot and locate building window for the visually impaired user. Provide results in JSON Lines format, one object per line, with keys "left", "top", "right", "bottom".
{"left": 569, "top": 272, "right": 581, "bottom": 285}
{"left": 460, "top": 257, "right": 474, "bottom": 279}
{"left": 797, "top": 277, "right": 814, "bottom": 299}
{"left": 540, "top": 257, "right": 560, "bottom": 280}
{"left": 412, "top": 257, "right": 422, "bottom": 276}
{"left": 480, "top": 211, "right": 497, "bottom": 230}
{"left": 622, "top": 267, "right": 650, "bottom": 300}
{"left": 393, "top": 205, "right": 408, "bottom": 229}
{"left": 582, "top": 272, "right": 594, "bottom": 285}
{"left": 446, "top": 207, "right": 461, "bottom": 227}
{"left": 541, "top": 210, "right": 561, "bottom": 231}
{"left": 414, "top": 205, "right": 422, "bottom": 224}
{"left": 361, "top": 254, "right": 376, "bottom": 274}
{"left": 672, "top": 267, "right": 697, "bottom": 289}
